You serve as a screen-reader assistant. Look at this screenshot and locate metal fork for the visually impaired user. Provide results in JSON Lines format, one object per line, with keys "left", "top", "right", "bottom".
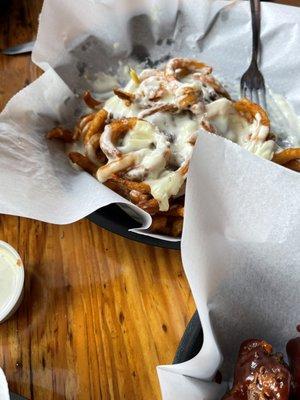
{"left": 240, "top": 0, "right": 266, "bottom": 109}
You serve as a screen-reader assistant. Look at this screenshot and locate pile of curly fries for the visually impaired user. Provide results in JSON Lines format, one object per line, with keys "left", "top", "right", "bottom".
{"left": 47, "top": 58, "right": 300, "bottom": 237}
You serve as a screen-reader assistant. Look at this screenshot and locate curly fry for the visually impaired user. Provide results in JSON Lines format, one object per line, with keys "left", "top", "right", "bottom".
{"left": 85, "top": 133, "right": 107, "bottom": 166}
{"left": 201, "top": 120, "right": 216, "bottom": 134}
{"left": 137, "top": 198, "right": 160, "bottom": 215}
{"left": 129, "top": 190, "right": 151, "bottom": 204}
{"left": 107, "top": 175, "right": 151, "bottom": 194}
{"left": 84, "top": 109, "right": 108, "bottom": 144}
{"left": 284, "top": 159, "right": 300, "bottom": 172}
{"left": 69, "top": 152, "right": 98, "bottom": 175}
{"left": 178, "top": 87, "right": 199, "bottom": 109}
{"left": 164, "top": 204, "right": 184, "bottom": 218}
{"left": 170, "top": 218, "right": 183, "bottom": 237}
{"left": 272, "top": 148, "right": 300, "bottom": 165}
{"left": 178, "top": 161, "right": 189, "bottom": 176}
{"left": 100, "top": 118, "right": 138, "bottom": 158}
{"left": 74, "top": 113, "right": 95, "bottom": 141}
{"left": 234, "top": 98, "right": 269, "bottom": 126}
{"left": 96, "top": 154, "right": 136, "bottom": 183}
{"left": 105, "top": 179, "right": 130, "bottom": 198}
{"left": 194, "top": 74, "right": 231, "bottom": 100}
{"left": 150, "top": 215, "right": 183, "bottom": 236}
{"left": 83, "top": 91, "right": 102, "bottom": 109}
{"left": 150, "top": 216, "right": 168, "bottom": 233}
{"left": 105, "top": 180, "right": 152, "bottom": 203}
{"left": 188, "top": 135, "right": 197, "bottom": 146}
{"left": 108, "top": 118, "right": 137, "bottom": 143}
{"left": 47, "top": 127, "right": 74, "bottom": 142}
{"left": 139, "top": 69, "right": 165, "bottom": 81}
{"left": 113, "top": 88, "right": 135, "bottom": 104}
{"left": 138, "top": 104, "right": 177, "bottom": 118}
{"left": 165, "top": 58, "right": 212, "bottom": 79}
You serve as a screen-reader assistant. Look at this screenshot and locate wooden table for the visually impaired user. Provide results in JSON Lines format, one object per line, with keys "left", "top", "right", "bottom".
{"left": 0, "top": 0, "right": 299, "bottom": 399}
{"left": 0, "top": 2, "right": 195, "bottom": 399}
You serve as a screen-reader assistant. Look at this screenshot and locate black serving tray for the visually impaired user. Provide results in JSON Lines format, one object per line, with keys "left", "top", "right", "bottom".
{"left": 10, "top": 393, "right": 27, "bottom": 400}
{"left": 173, "top": 311, "right": 202, "bottom": 364}
{"left": 88, "top": 204, "right": 180, "bottom": 250}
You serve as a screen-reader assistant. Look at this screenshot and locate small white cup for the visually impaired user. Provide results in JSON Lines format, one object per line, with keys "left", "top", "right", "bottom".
{"left": 0, "top": 241, "right": 25, "bottom": 323}
{"left": 0, "top": 368, "right": 9, "bottom": 400}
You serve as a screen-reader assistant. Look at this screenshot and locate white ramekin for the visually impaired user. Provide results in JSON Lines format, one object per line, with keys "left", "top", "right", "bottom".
{"left": 0, "top": 241, "right": 25, "bottom": 323}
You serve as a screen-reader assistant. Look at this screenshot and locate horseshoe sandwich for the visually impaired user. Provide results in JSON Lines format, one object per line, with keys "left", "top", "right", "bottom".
{"left": 47, "top": 58, "right": 300, "bottom": 237}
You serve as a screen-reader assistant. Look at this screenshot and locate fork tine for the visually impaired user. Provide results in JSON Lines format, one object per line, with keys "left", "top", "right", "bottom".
{"left": 249, "top": 88, "right": 253, "bottom": 102}
{"left": 252, "top": 89, "right": 259, "bottom": 105}
{"left": 257, "top": 88, "right": 267, "bottom": 110}
{"left": 240, "top": 81, "right": 250, "bottom": 100}
{"left": 240, "top": 81, "right": 245, "bottom": 98}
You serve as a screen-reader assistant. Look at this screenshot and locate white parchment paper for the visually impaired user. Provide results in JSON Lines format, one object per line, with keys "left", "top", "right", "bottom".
{"left": 158, "top": 133, "right": 300, "bottom": 399}
{"left": 154, "top": 2, "right": 300, "bottom": 399}
{"left": 0, "top": 0, "right": 299, "bottom": 397}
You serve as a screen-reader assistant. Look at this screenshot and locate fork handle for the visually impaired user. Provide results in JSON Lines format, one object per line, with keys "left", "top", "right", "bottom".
{"left": 250, "top": 0, "right": 261, "bottom": 64}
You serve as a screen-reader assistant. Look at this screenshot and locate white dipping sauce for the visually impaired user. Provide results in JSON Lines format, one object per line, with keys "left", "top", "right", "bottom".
{"left": 0, "top": 241, "right": 24, "bottom": 323}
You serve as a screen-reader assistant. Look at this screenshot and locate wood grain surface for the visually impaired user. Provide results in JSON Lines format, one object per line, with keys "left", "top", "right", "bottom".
{"left": 0, "top": 217, "right": 195, "bottom": 400}
{"left": 0, "top": 0, "right": 299, "bottom": 399}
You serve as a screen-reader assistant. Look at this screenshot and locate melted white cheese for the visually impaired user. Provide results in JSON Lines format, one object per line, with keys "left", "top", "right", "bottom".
{"left": 104, "top": 80, "right": 140, "bottom": 119}
{"left": 205, "top": 98, "right": 275, "bottom": 160}
{"left": 66, "top": 141, "right": 86, "bottom": 170}
{"left": 146, "top": 112, "right": 197, "bottom": 166}
{"left": 181, "top": 74, "right": 222, "bottom": 103}
{"left": 135, "top": 76, "right": 166, "bottom": 105}
{"left": 100, "top": 119, "right": 169, "bottom": 183}
{"left": 102, "top": 68, "right": 276, "bottom": 210}
{"left": 242, "top": 140, "right": 275, "bottom": 160}
{"left": 118, "top": 120, "right": 169, "bottom": 180}
{"left": 104, "top": 97, "right": 139, "bottom": 119}
{"left": 146, "top": 171, "right": 185, "bottom": 212}
{"left": 118, "top": 120, "right": 159, "bottom": 153}
{"left": 103, "top": 81, "right": 200, "bottom": 210}
{"left": 69, "top": 62, "right": 289, "bottom": 213}
{"left": 249, "top": 113, "right": 269, "bottom": 141}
